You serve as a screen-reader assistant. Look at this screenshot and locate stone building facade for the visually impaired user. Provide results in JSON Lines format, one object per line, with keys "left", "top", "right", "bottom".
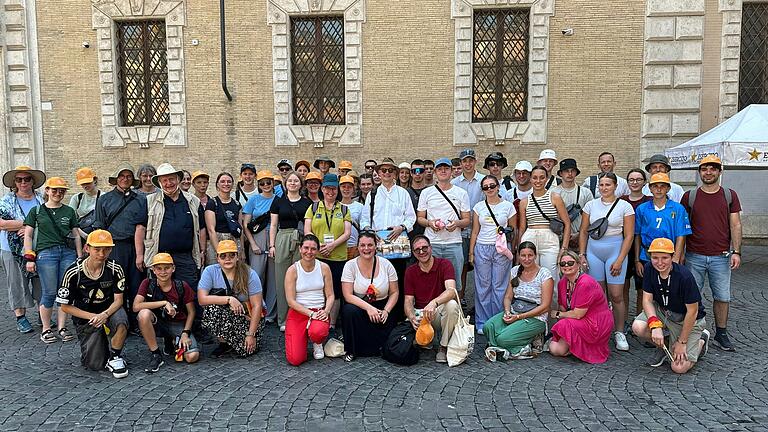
{"left": 1, "top": 0, "right": 766, "bottom": 236}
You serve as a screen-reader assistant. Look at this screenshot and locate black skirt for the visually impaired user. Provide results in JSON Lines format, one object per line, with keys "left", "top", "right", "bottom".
{"left": 341, "top": 298, "right": 396, "bottom": 357}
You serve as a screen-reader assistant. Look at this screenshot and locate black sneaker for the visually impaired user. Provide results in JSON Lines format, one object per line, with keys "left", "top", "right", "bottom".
{"left": 211, "top": 343, "right": 232, "bottom": 357}
{"left": 713, "top": 332, "right": 735, "bottom": 352}
{"left": 647, "top": 348, "right": 666, "bottom": 367}
{"left": 699, "top": 329, "right": 711, "bottom": 359}
{"left": 106, "top": 356, "right": 129, "bottom": 379}
{"left": 163, "top": 337, "right": 175, "bottom": 356}
{"left": 144, "top": 352, "right": 164, "bottom": 374}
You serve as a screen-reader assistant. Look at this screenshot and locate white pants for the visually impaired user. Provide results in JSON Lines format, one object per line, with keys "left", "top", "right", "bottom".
{"left": 520, "top": 228, "right": 561, "bottom": 284}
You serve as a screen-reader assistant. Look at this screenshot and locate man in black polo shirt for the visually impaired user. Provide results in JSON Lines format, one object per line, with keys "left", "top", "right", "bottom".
{"left": 631, "top": 237, "right": 710, "bottom": 374}
{"left": 58, "top": 230, "right": 129, "bottom": 378}
{"left": 135, "top": 163, "right": 204, "bottom": 290}
{"left": 93, "top": 163, "right": 145, "bottom": 330}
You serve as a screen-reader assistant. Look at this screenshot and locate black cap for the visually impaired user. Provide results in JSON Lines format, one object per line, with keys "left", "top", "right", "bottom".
{"left": 483, "top": 152, "right": 508, "bottom": 169}
{"left": 557, "top": 158, "right": 580, "bottom": 176}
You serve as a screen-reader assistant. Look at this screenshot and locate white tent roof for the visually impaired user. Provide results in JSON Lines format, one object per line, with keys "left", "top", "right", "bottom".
{"left": 665, "top": 104, "right": 768, "bottom": 169}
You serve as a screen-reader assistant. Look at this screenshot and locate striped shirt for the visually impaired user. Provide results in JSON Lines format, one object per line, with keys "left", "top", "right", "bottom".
{"left": 526, "top": 190, "right": 558, "bottom": 226}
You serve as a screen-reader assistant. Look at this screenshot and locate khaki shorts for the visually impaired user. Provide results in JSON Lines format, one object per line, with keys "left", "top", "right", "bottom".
{"left": 636, "top": 306, "right": 707, "bottom": 363}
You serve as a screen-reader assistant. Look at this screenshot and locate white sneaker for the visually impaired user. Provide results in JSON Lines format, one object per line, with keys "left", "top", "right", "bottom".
{"left": 280, "top": 325, "right": 286, "bottom": 332}
{"left": 614, "top": 331, "right": 630, "bottom": 351}
{"left": 106, "top": 356, "right": 129, "bottom": 379}
{"left": 313, "top": 343, "right": 325, "bottom": 360}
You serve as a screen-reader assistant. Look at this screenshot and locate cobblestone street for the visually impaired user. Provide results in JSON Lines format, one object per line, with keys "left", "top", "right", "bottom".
{"left": 1, "top": 248, "right": 767, "bottom": 431}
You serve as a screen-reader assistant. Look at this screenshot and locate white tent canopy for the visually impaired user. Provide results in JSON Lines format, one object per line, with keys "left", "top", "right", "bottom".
{"left": 665, "top": 104, "right": 768, "bottom": 169}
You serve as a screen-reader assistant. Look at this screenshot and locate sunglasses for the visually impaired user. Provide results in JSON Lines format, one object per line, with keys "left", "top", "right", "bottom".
{"left": 218, "top": 252, "right": 237, "bottom": 260}
{"left": 379, "top": 168, "right": 395, "bottom": 174}
{"left": 559, "top": 260, "right": 577, "bottom": 267}
{"left": 411, "top": 168, "right": 425, "bottom": 174}
{"left": 258, "top": 180, "right": 273, "bottom": 186}
{"left": 481, "top": 184, "right": 498, "bottom": 191}
{"left": 365, "top": 165, "right": 376, "bottom": 170}
{"left": 413, "top": 245, "right": 430, "bottom": 254}
{"left": 278, "top": 167, "right": 291, "bottom": 172}
{"left": 15, "top": 177, "right": 33, "bottom": 183}
{"left": 487, "top": 162, "right": 501, "bottom": 167}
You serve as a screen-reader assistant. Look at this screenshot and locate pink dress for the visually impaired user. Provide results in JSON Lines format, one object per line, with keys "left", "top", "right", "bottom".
{"left": 551, "top": 274, "right": 614, "bottom": 364}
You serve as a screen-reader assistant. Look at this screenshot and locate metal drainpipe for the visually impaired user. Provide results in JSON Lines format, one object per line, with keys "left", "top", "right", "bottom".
{"left": 220, "top": 0, "right": 233, "bottom": 101}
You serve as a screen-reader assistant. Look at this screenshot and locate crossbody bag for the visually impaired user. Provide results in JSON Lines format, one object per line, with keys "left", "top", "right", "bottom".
{"left": 530, "top": 194, "right": 565, "bottom": 236}
{"left": 586, "top": 199, "right": 620, "bottom": 240}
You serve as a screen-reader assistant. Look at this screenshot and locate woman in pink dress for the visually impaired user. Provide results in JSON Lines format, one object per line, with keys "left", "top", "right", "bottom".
{"left": 549, "top": 250, "right": 614, "bottom": 364}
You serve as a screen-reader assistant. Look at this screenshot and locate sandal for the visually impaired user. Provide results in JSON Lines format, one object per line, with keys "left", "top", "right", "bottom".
{"left": 58, "top": 327, "right": 75, "bottom": 342}
{"left": 343, "top": 353, "right": 355, "bottom": 362}
{"left": 40, "top": 329, "right": 58, "bottom": 344}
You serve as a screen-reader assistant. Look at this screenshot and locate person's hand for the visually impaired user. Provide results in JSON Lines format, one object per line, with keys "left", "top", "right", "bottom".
{"left": 251, "top": 244, "right": 261, "bottom": 255}
{"left": 580, "top": 255, "right": 589, "bottom": 270}
{"left": 89, "top": 311, "right": 108, "bottom": 328}
{"left": 650, "top": 327, "right": 664, "bottom": 348}
{"left": 468, "top": 253, "right": 474, "bottom": 265}
{"left": 502, "top": 312, "right": 515, "bottom": 324}
{"left": 635, "top": 261, "right": 644, "bottom": 278}
{"left": 387, "top": 225, "right": 404, "bottom": 241}
{"left": 730, "top": 253, "right": 741, "bottom": 270}
{"left": 672, "top": 340, "right": 688, "bottom": 363}
{"left": 315, "top": 309, "right": 330, "bottom": 322}
{"left": 228, "top": 297, "right": 244, "bottom": 315}
{"left": 423, "top": 300, "right": 437, "bottom": 322}
{"left": 25, "top": 261, "right": 36, "bottom": 273}
{"left": 136, "top": 254, "right": 145, "bottom": 272}
{"left": 445, "top": 220, "right": 458, "bottom": 232}
{"left": 379, "top": 309, "right": 389, "bottom": 324}
{"left": 318, "top": 244, "right": 333, "bottom": 257}
{"left": 163, "top": 301, "right": 176, "bottom": 318}
{"left": 179, "top": 333, "right": 192, "bottom": 351}
{"left": 244, "top": 335, "right": 256, "bottom": 354}
{"left": 268, "top": 246, "right": 275, "bottom": 259}
{"left": 409, "top": 315, "right": 421, "bottom": 330}
{"left": 428, "top": 220, "right": 442, "bottom": 232}
{"left": 17, "top": 228, "right": 25, "bottom": 238}
{"left": 549, "top": 310, "right": 559, "bottom": 319}
{"left": 366, "top": 306, "right": 381, "bottom": 323}
{"left": 609, "top": 260, "right": 622, "bottom": 277}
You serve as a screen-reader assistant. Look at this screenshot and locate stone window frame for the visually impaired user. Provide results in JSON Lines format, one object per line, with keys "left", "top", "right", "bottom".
{"left": 452, "top": 0, "right": 554, "bottom": 147}
{"left": 267, "top": 0, "right": 366, "bottom": 148}
{"left": 91, "top": 0, "right": 187, "bottom": 149}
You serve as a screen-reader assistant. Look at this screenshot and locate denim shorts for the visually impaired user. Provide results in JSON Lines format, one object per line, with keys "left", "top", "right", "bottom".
{"left": 684, "top": 252, "right": 731, "bottom": 302}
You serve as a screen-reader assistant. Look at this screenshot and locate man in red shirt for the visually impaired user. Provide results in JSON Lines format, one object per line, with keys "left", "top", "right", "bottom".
{"left": 681, "top": 155, "right": 742, "bottom": 351}
{"left": 404, "top": 235, "right": 461, "bottom": 363}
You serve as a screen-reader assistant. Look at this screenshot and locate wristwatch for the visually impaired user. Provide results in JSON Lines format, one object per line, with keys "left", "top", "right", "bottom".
{"left": 245, "top": 331, "right": 256, "bottom": 337}
{"left": 182, "top": 329, "right": 192, "bottom": 336}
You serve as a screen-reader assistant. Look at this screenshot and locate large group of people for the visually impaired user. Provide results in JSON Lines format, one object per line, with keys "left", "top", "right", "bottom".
{"left": 0, "top": 149, "right": 743, "bottom": 377}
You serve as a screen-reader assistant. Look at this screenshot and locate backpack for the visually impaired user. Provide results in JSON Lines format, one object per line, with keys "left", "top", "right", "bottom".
{"left": 687, "top": 187, "right": 733, "bottom": 224}
{"left": 502, "top": 175, "right": 514, "bottom": 192}
{"left": 310, "top": 201, "right": 349, "bottom": 220}
{"left": 145, "top": 278, "right": 186, "bottom": 312}
{"left": 382, "top": 321, "right": 420, "bottom": 366}
{"left": 587, "top": 175, "right": 598, "bottom": 198}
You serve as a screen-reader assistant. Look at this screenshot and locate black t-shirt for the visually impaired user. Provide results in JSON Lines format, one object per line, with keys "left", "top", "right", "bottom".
{"left": 407, "top": 186, "right": 426, "bottom": 238}
{"left": 642, "top": 262, "right": 705, "bottom": 320}
{"left": 270, "top": 196, "right": 312, "bottom": 229}
{"left": 56, "top": 258, "right": 126, "bottom": 325}
{"left": 205, "top": 197, "right": 242, "bottom": 234}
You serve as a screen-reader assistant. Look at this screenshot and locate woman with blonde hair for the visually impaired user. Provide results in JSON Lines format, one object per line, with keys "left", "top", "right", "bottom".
{"left": 204, "top": 172, "right": 243, "bottom": 264}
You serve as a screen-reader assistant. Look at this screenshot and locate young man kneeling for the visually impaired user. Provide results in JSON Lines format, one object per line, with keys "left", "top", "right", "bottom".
{"left": 632, "top": 237, "right": 710, "bottom": 374}
{"left": 134, "top": 253, "right": 200, "bottom": 373}
{"left": 57, "top": 230, "right": 129, "bottom": 378}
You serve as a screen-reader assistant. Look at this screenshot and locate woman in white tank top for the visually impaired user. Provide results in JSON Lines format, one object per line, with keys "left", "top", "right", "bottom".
{"left": 284, "top": 234, "right": 335, "bottom": 366}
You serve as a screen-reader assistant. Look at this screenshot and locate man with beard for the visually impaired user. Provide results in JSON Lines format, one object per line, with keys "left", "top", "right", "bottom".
{"left": 681, "top": 155, "right": 742, "bottom": 352}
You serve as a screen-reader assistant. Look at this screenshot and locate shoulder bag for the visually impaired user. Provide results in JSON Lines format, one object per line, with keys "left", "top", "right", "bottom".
{"left": 530, "top": 194, "right": 565, "bottom": 236}
{"left": 447, "top": 288, "right": 475, "bottom": 367}
{"left": 586, "top": 199, "right": 620, "bottom": 240}
{"left": 484, "top": 199, "right": 514, "bottom": 243}
{"left": 434, "top": 185, "right": 461, "bottom": 220}
{"left": 565, "top": 187, "right": 582, "bottom": 222}
{"left": 213, "top": 197, "right": 242, "bottom": 238}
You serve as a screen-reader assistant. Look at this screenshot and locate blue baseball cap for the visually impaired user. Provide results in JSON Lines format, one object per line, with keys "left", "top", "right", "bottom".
{"left": 322, "top": 173, "right": 339, "bottom": 188}
{"left": 435, "top": 158, "right": 452, "bottom": 168}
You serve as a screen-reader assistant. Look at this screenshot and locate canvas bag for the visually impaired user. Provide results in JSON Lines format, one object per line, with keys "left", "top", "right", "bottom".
{"left": 447, "top": 289, "right": 475, "bottom": 367}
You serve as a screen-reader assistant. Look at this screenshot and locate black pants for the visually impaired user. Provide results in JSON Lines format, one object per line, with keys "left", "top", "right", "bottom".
{"left": 341, "top": 299, "right": 395, "bottom": 357}
{"left": 110, "top": 239, "right": 145, "bottom": 329}
{"left": 389, "top": 258, "right": 409, "bottom": 322}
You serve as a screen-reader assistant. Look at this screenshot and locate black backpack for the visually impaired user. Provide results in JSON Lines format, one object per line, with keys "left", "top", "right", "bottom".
{"left": 382, "top": 321, "right": 419, "bottom": 366}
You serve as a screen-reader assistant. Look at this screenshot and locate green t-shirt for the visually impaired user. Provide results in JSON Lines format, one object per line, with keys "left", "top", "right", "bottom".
{"left": 304, "top": 201, "right": 351, "bottom": 261}
{"left": 24, "top": 204, "right": 78, "bottom": 252}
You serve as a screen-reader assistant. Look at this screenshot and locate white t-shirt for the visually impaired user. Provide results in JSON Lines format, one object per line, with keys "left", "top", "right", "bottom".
{"left": 417, "top": 185, "right": 470, "bottom": 244}
{"left": 582, "top": 198, "right": 635, "bottom": 237}
{"left": 472, "top": 200, "right": 517, "bottom": 244}
{"left": 341, "top": 257, "right": 398, "bottom": 301}
{"left": 503, "top": 186, "right": 532, "bottom": 203}
{"left": 344, "top": 201, "right": 364, "bottom": 247}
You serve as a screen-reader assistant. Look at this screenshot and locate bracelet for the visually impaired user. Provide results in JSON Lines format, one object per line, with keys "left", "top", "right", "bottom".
{"left": 269, "top": 245, "right": 275, "bottom": 249}
{"left": 24, "top": 253, "right": 36, "bottom": 262}
{"left": 647, "top": 315, "right": 663, "bottom": 329}
{"left": 245, "top": 331, "right": 256, "bottom": 337}
{"left": 731, "top": 251, "right": 741, "bottom": 256}
{"left": 677, "top": 339, "right": 687, "bottom": 344}
{"left": 556, "top": 311, "right": 561, "bottom": 319}
{"left": 182, "top": 329, "right": 191, "bottom": 336}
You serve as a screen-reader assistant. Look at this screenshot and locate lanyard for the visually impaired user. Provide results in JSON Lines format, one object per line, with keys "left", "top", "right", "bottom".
{"left": 566, "top": 280, "right": 574, "bottom": 310}
{"left": 657, "top": 274, "right": 670, "bottom": 308}
{"left": 324, "top": 202, "right": 337, "bottom": 231}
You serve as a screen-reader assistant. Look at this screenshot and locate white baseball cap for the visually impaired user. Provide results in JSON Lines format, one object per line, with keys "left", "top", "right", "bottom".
{"left": 538, "top": 149, "right": 557, "bottom": 161}
{"left": 514, "top": 160, "right": 533, "bottom": 172}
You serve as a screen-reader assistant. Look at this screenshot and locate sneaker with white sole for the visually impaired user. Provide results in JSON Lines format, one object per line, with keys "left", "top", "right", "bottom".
{"left": 647, "top": 348, "right": 666, "bottom": 367}
{"left": 106, "top": 356, "right": 129, "bottom": 379}
{"left": 699, "top": 329, "right": 710, "bottom": 359}
{"left": 614, "top": 332, "right": 630, "bottom": 351}
{"left": 280, "top": 325, "right": 286, "bottom": 332}
{"left": 144, "top": 352, "right": 164, "bottom": 374}
{"left": 713, "top": 331, "right": 734, "bottom": 352}
{"left": 313, "top": 343, "right": 325, "bottom": 360}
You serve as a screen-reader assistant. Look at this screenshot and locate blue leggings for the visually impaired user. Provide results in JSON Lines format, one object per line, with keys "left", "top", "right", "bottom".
{"left": 586, "top": 235, "right": 627, "bottom": 285}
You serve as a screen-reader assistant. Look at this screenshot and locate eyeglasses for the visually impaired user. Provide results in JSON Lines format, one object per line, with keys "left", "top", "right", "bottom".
{"left": 49, "top": 189, "right": 66, "bottom": 194}
{"left": 15, "top": 177, "right": 33, "bottom": 183}
{"left": 481, "top": 184, "right": 498, "bottom": 191}
{"left": 559, "top": 260, "right": 577, "bottom": 267}
{"left": 279, "top": 167, "right": 291, "bottom": 172}
{"left": 258, "top": 180, "right": 273, "bottom": 186}
{"left": 411, "top": 168, "right": 425, "bottom": 174}
{"left": 379, "top": 168, "right": 395, "bottom": 174}
{"left": 413, "top": 245, "right": 430, "bottom": 254}
{"left": 218, "top": 252, "right": 237, "bottom": 260}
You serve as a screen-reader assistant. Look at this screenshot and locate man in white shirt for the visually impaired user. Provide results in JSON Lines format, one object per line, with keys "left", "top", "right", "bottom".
{"left": 361, "top": 157, "right": 417, "bottom": 320}
{"left": 417, "top": 158, "right": 471, "bottom": 293}
{"left": 552, "top": 159, "right": 592, "bottom": 249}
{"left": 642, "top": 154, "right": 685, "bottom": 202}
{"left": 504, "top": 160, "right": 534, "bottom": 214}
{"left": 583, "top": 152, "right": 630, "bottom": 198}
{"left": 451, "top": 149, "right": 485, "bottom": 300}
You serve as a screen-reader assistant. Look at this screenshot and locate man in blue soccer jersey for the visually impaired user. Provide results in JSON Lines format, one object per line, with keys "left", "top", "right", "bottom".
{"left": 634, "top": 173, "right": 691, "bottom": 278}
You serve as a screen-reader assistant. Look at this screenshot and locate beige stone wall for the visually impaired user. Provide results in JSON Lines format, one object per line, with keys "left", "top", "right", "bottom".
{"left": 36, "top": 0, "right": 646, "bottom": 187}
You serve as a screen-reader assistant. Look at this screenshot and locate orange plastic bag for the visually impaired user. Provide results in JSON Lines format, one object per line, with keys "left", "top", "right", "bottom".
{"left": 415, "top": 317, "right": 434, "bottom": 347}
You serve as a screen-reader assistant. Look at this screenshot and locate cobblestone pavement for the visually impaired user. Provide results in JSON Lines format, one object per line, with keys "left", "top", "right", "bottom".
{"left": 1, "top": 248, "right": 767, "bottom": 431}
